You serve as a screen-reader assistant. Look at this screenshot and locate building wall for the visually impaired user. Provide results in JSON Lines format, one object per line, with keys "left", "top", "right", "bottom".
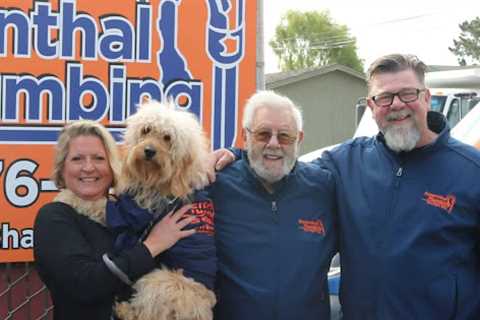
{"left": 268, "top": 70, "right": 367, "bottom": 155}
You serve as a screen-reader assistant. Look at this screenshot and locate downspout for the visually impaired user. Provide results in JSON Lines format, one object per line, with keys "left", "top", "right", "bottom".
{"left": 256, "top": 0, "right": 265, "bottom": 89}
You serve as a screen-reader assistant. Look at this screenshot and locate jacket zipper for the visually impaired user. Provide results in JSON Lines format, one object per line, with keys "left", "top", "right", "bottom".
{"left": 395, "top": 166, "right": 403, "bottom": 186}
{"left": 271, "top": 199, "right": 279, "bottom": 319}
{"left": 378, "top": 165, "right": 404, "bottom": 318}
{"left": 396, "top": 167, "right": 403, "bottom": 177}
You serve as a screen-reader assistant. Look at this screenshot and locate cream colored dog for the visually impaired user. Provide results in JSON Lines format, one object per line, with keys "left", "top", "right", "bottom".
{"left": 119, "top": 101, "right": 210, "bottom": 209}
{"left": 114, "top": 101, "right": 216, "bottom": 320}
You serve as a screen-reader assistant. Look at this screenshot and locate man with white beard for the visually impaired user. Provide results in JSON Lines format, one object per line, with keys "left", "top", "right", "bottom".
{"left": 213, "top": 54, "right": 480, "bottom": 320}
{"left": 209, "top": 91, "right": 338, "bottom": 320}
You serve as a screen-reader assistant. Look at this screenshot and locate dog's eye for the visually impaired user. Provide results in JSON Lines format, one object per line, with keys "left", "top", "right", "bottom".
{"left": 163, "top": 134, "right": 171, "bottom": 143}
{"left": 141, "top": 126, "right": 151, "bottom": 136}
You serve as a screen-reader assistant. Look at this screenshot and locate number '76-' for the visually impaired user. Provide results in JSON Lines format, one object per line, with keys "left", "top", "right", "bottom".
{"left": 0, "top": 159, "right": 57, "bottom": 208}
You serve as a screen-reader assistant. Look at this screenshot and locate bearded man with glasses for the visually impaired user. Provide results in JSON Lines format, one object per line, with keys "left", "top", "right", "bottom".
{"left": 367, "top": 62, "right": 436, "bottom": 153}
{"left": 319, "top": 54, "right": 480, "bottom": 319}
{"left": 208, "top": 90, "right": 338, "bottom": 320}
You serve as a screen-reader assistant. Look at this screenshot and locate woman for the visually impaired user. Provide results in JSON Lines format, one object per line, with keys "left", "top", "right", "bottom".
{"left": 34, "top": 120, "right": 196, "bottom": 320}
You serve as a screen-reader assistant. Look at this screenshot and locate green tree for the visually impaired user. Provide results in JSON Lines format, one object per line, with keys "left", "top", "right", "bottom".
{"left": 269, "top": 10, "right": 363, "bottom": 72}
{"left": 449, "top": 17, "right": 480, "bottom": 66}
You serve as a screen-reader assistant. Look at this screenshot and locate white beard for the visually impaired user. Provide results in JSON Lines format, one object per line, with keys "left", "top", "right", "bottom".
{"left": 249, "top": 152, "right": 291, "bottom": 183}
{"left": 247, "top": 143, "right": 298, "bottom": 184}
{"left": 382, "top": 111, "right": 421, "bottom": 152}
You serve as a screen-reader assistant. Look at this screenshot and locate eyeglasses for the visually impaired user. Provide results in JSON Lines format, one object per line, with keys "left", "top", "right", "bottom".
{"left": 245, "top": 128, "right": 298, "bottom": 145}
{"left": 371, "top": 88, "right": 426, "bottom": 108}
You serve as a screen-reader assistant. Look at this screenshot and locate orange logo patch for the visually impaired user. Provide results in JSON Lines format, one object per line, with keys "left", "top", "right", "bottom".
{"left": 423, "top": 192, "right": 456, "bottom": 214}
{"left": 188, "top": 200, "right": 215, "bottom": 235}
{"left": 298, "top": 219, "right": 325, "bottom": 236}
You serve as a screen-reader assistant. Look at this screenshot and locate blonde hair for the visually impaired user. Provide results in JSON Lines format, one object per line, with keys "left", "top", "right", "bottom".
{"left": 52, "top": 120, "right": 121, "bottom": 189}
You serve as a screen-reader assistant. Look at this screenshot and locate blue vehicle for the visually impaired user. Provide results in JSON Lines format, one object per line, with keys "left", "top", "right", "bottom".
{"left": 328, "top": 254, "right": 342, "bottom": 319}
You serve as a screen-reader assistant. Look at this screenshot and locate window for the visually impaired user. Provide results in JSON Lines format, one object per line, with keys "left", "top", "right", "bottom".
{"left": 447, "top": 99, "right": 460, "bottom": 127}
{"left": 431, "top": 95, "right": 447, "bottom": 113}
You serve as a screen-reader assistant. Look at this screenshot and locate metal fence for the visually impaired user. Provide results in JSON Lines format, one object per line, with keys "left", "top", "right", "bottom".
{"left": 0, "top": 263, "right": 52, "bottom": 320}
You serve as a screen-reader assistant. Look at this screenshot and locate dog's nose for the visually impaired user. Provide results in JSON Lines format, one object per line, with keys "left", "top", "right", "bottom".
{"left": 144, "top": 146, "right": 156, "bottom": 160}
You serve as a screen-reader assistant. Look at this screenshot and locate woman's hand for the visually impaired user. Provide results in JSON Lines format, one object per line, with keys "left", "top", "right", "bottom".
{"left": 143, "top": 204, "right": 196, "bottom": 257}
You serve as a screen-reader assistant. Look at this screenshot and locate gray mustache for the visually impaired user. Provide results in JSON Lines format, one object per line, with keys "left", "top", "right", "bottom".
{"left": 386, "top": 110, "right": 411, "bottom": 121}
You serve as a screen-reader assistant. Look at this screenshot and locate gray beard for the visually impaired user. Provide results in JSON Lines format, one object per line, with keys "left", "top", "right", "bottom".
{"left": 249, "top": 155, "right": 290, "bottom": 183}
{"left": 248, "top": 147, "right": 297, "bottom": 184}
{"left": 383, "top": 123, "right": 420, "bottom": 152}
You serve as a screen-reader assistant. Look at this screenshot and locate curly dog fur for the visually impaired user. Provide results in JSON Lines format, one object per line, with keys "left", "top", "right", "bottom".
{"left": 115, "top": 101, "right": 215, "bottom": 320}
{"left": 115, "top": 269, "right": 215, "bottom": 320}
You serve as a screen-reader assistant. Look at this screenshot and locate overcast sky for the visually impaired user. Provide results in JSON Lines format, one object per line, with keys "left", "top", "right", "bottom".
{"left": 263, "top": 0, "right": 480, "bottom": 73}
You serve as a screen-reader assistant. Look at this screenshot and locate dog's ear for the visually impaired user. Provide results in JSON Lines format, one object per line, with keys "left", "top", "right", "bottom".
{"left": 116, "top": 148, "right": 144, "bottom": 194}
{"left": 170, "top": 154, "right": 195, "bottom": 198}
{"left": 116, "top": 161, "right": 134, "bottom": 194}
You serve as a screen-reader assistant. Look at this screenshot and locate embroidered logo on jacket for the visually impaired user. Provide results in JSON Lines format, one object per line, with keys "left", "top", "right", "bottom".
{"left": 423, "top": 192, "right": 456, "bottom": 214}
{"left": 298, "top": 219, "right": 325, "bottom": 236}
{"left": 188, "top": 200, "right": 215, "bottom": 235}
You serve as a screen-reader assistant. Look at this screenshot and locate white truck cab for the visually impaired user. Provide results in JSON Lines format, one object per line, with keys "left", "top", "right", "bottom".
{"left": 430, "top": 89, "right": 480, "bottom": 128}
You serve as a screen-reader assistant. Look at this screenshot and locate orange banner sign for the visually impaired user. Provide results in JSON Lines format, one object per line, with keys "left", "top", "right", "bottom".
{"left": 0, "top": 0, "right": 256, "bottom": 262}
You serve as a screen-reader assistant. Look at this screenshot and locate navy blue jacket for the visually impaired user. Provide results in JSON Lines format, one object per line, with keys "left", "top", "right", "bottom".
{"left": 320, "top": 113, "right": 480, "bottom": 319}
{"left": 210, "top": 152, "right": 338, "bottom": 320}
{"left": 106, "top": 191, "right": 216, "bottom": 290}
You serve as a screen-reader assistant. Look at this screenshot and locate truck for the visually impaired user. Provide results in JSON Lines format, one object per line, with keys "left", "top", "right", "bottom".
{"left": 428, "top": 68, "right": 480, "bottom": 128}
{"left": 430, "top": 89, "right": 479, "bottom": 128}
